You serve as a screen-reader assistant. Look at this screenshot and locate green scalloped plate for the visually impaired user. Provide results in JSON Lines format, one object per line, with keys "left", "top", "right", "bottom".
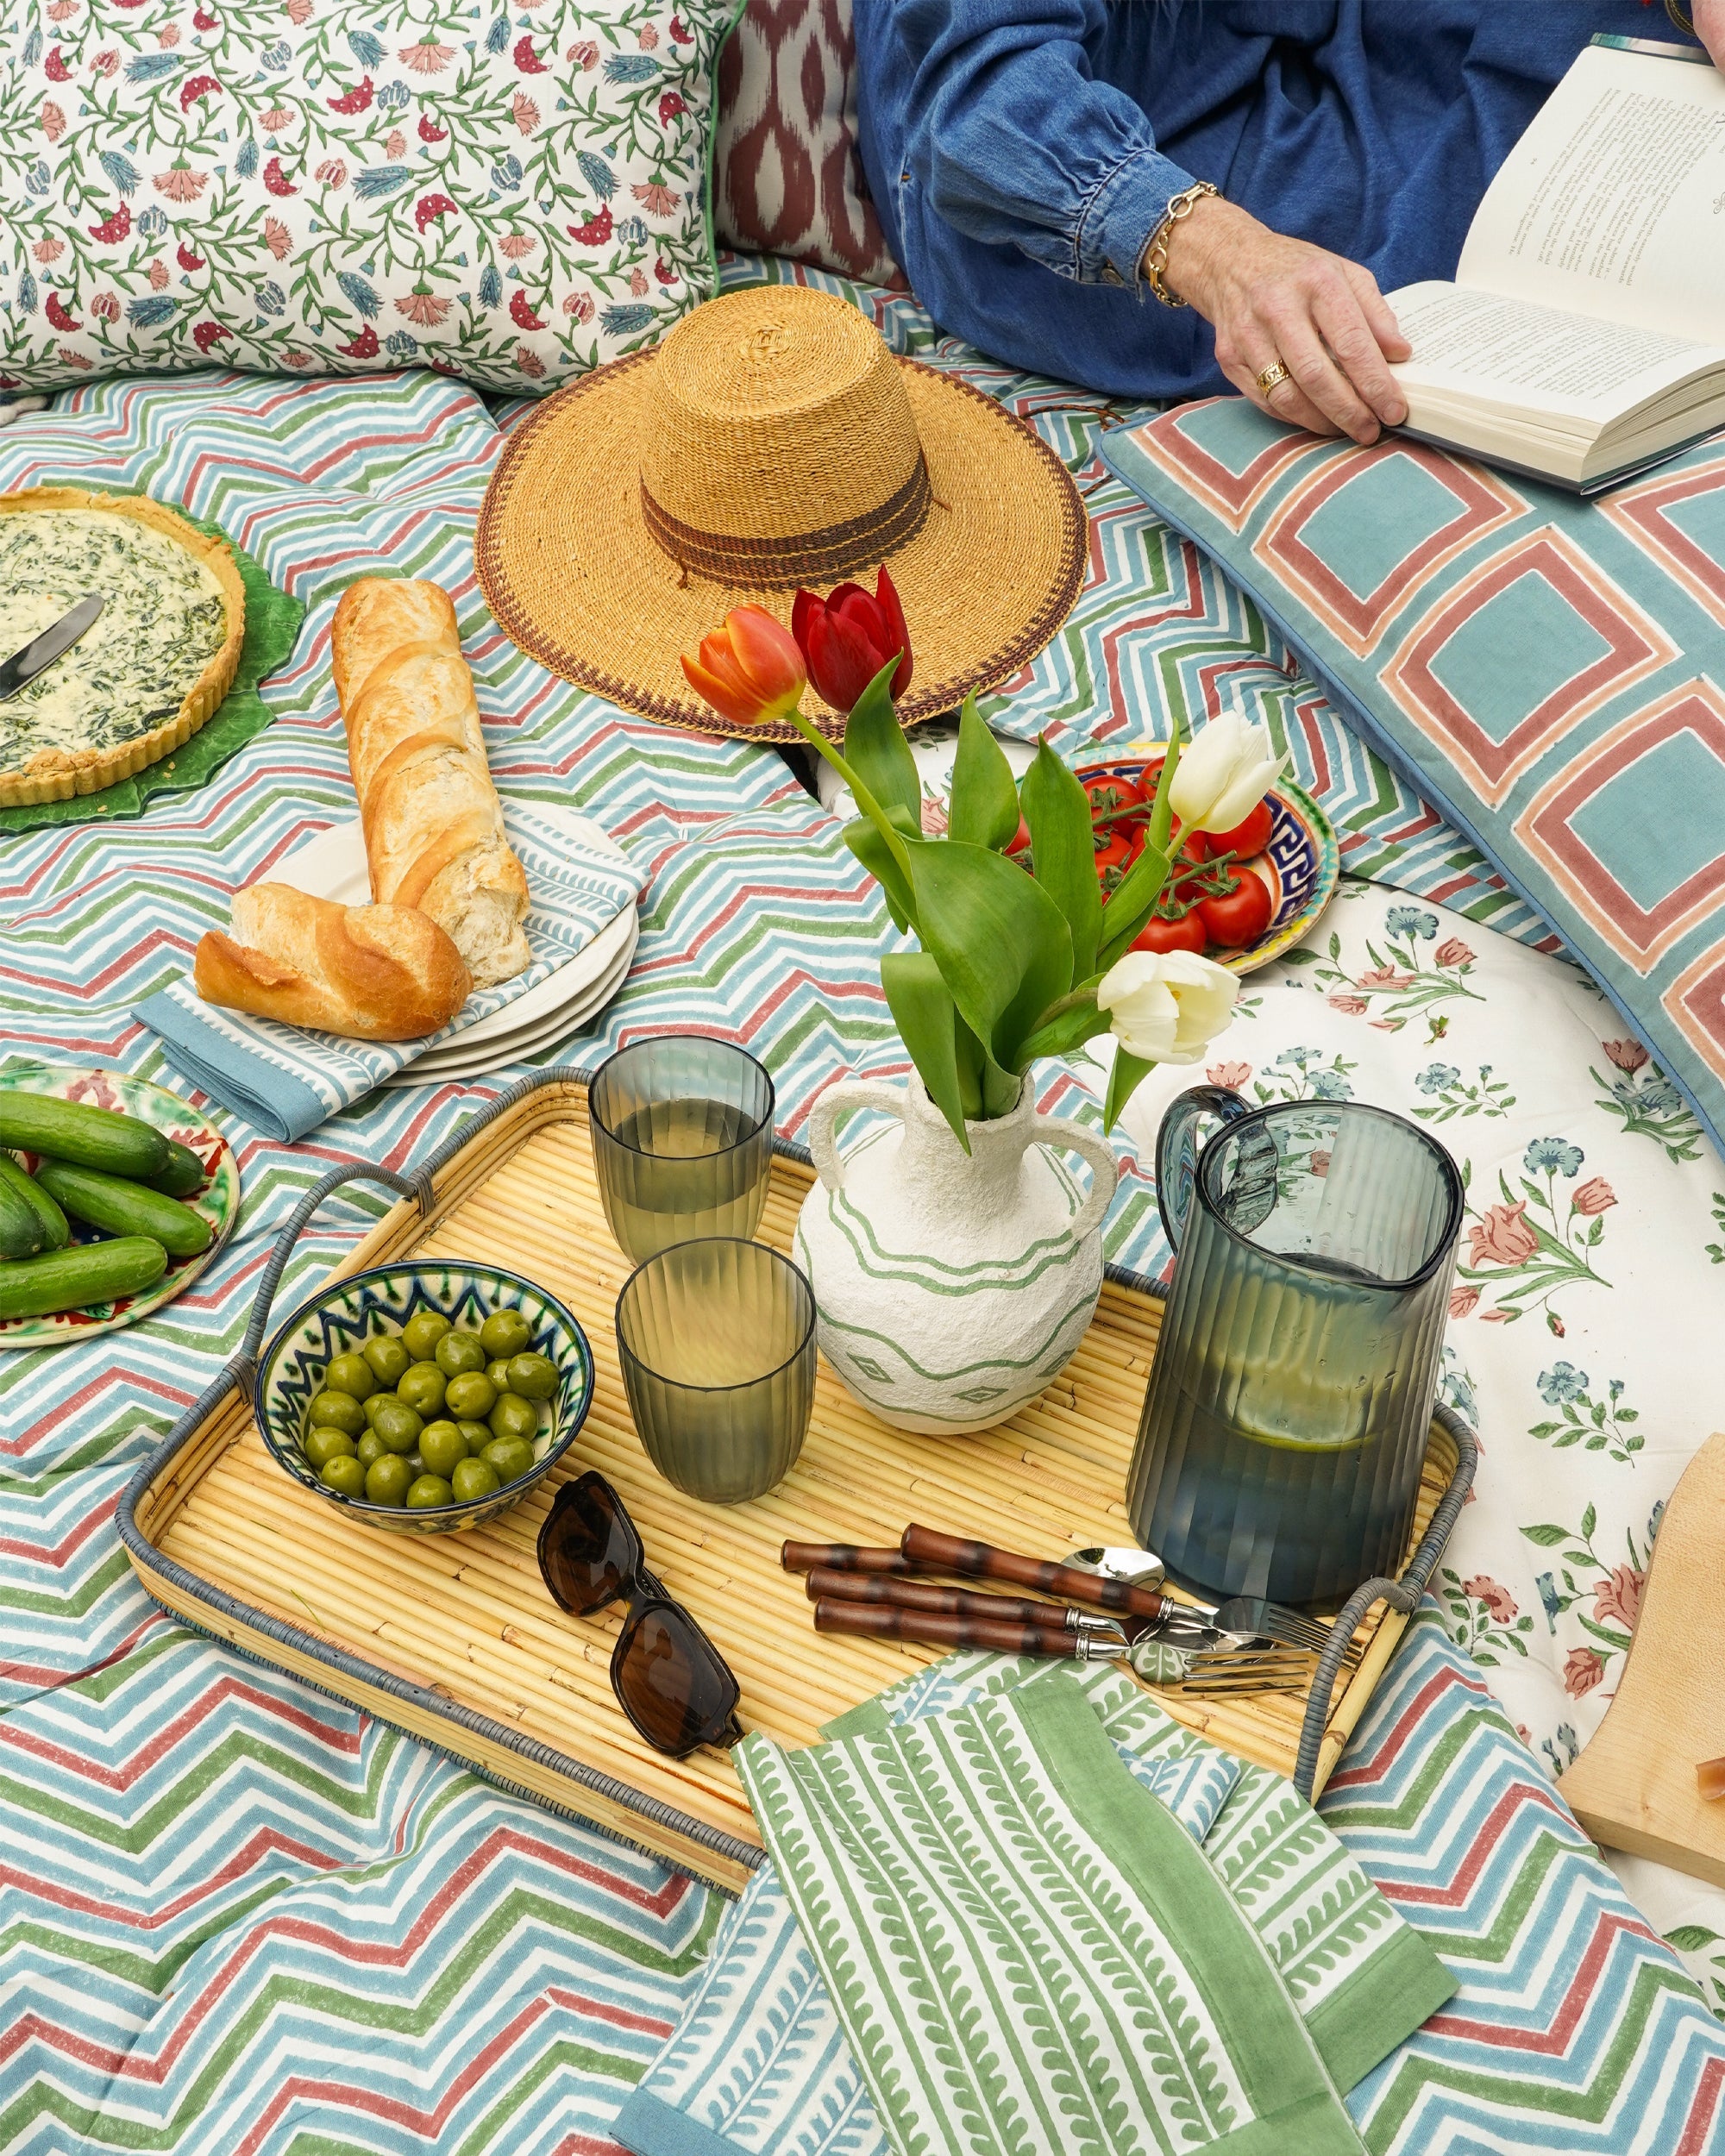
{"left": 0, "top": 1063, "right": 239, "bottom": 1350}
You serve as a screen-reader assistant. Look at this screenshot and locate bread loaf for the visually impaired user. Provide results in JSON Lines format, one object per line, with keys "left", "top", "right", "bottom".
{"left": 195, "top": 885, "right": 471, "bottom": 1040}
{"left": 331, "top": 577, "right": 530, "bottom": 987}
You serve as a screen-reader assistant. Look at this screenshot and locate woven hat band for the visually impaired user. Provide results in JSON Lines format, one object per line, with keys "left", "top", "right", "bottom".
{"left": 639, "top": 452, "right": 932, "bottom": 591}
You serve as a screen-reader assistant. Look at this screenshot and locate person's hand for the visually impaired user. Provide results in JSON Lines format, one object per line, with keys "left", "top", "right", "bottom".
{"left": 1158, "top": 195, "right": 1412, "bottom": 445}
{"left": 1695, "top": 0, "right": 1725, "bottom": 72}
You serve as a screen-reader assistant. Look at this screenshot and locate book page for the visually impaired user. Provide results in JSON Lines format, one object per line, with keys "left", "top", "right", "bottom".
{"left": 1386, "top": 283, "right": 1715, "bottom": 421}
{"left": 1456, "top": 44, "right": 1725, "bottom": 343}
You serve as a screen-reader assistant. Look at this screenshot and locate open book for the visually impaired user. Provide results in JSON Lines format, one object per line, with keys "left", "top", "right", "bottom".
{"left": 1386, "top": 39, "right": 1725, "bottom": 492}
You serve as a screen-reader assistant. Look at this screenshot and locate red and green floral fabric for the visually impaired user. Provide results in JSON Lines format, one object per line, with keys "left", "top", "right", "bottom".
{"left": 0, "top": 0, "right": 741, "bottom": 392}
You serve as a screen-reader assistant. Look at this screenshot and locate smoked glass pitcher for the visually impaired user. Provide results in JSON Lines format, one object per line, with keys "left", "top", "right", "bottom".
{"left": 1126, "top": 1087, "right": 1463, "bottom": 1607}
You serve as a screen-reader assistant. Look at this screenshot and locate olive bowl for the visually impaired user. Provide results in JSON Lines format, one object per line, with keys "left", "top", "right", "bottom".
{"left": 255, "top": 1260, "right": 593, "bottom": 1536}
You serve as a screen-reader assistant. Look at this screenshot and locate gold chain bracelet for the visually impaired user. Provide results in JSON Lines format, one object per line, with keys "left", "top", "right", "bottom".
{"left": 1142, "top": 180, "right": 1220, "bottom": 309}
{"left": 1666, "top": 0, "right": 1693, "bottom": 33}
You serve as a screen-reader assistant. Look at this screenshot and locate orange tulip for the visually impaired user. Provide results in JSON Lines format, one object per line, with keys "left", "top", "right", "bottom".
{"left": 681, "top": 605, "right": 806, "bottom": 727}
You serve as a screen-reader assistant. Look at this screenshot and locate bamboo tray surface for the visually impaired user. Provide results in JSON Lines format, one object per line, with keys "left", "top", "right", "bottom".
{"left": 122, "top": 1074, "right": 1455, "bottom": 1892}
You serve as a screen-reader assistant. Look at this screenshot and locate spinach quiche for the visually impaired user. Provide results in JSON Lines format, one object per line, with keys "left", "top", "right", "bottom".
{"left": 0, "top": 489, "right": 246, "bottom": 806}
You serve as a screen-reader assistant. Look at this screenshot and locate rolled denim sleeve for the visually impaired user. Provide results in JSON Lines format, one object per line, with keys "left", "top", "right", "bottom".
{"left": 892, "top": 0, "right": 1196, "bottom": 287}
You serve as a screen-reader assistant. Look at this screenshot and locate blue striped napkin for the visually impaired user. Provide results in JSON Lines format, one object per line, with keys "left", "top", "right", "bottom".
{"left": 135, "top": 802, "right": 643, "bottom": 1140}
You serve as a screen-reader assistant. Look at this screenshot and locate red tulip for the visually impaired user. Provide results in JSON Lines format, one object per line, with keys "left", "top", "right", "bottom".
{"left": 681, "top": 606, "right": 806, "bottom": 727}
{"left": 791, "top": 566, "right": 912, "bottom": 714}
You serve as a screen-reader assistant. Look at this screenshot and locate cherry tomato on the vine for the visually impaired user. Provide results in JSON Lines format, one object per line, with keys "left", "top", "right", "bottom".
{"left": 1197, "top": 868, "right": 1273, "bottom": 950}
{"left": 1092, "top": 830, "right": 1133, "bottom": 883}
{"left": 1005, "top": 815, "right": 1032, "bottom": 857}
{"left": 1081, "top": 773, "right": 1145, "bottom": 824}
{"left": 1203, "top": 799, "right": 1275, "bottom": 859}
{"left": 1131, "top": 912, "right": 1208, "bottom": 956}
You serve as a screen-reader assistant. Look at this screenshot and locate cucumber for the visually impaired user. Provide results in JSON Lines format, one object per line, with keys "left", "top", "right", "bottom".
{"left": 0, "top": 1237, "right": 167, "bottom": 1320}
{"left": 0, "top": 1092, "right": 169, "bottom": 1181}
{"left": 143, "top": 1140, "right": 207, "bottom": 1198}
{"left": 0, "top": 1152, "right": 69, "bottom": 1260}
{"left": 34, "top": 1158, "right": 212, "bottom": 1259}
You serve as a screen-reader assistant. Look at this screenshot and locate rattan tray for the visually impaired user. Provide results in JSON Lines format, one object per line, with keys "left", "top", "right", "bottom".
{"left": 119, "top": 1070, "right": 1471, "bottom": 1892}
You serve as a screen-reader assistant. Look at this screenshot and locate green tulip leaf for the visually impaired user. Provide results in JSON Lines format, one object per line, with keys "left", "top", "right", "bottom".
{"left": 843, "top": 808, "right": 919, "bottom": 934}
{"left": 1104, "top": 1047, "right": 1157, "bottom": 1133}
{"left": 881, "top": 951, "right": 972, "bottom": 1149}
{"left": 1096, "top": 837, "right": 1172, "bottom": 970}
{"left": 841, "top": 658, "right": 920, "bottom": 829}
{"left": 1020, "top": 737, "right": 1102, "bottom": 981}
{"left": 947, "top": 692, "right": 1021, "bottom": 851}
{"left": 901, "top": 836, "right": 1073, "bottom": 1076}
{"left": 1147, "top": 726, "right": 1182, "bottom": 856}
{"left": 1015, "top": 995, "right": 1112, "bottom": 1069}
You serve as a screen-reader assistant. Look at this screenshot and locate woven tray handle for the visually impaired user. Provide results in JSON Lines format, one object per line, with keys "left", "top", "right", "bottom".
{"left": 231, "top": 1162, "right": 435, "bottom": 1399}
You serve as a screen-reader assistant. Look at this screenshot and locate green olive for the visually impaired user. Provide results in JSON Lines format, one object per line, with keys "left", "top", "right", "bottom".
{"left": 356, "top": 1431, "right": 388, "bottom": 1469}
{"left": 489, "top": 1391, "right": 540, "bottom": 1444}
{"left": 451, "top": 1457, "right": 501, "bottom": 1503}
{"left": 371, "top": 1398, "right": 423, "bottom": 1454}
{"left": 486, "top": 1358, "right": 513, "bottom": 1395}
{"left": 444, "top": 1370, "right": 496, "bottom": 1420}
{"left": 406, "top": 1473, "right": 455, "bottom": 1510}
{"left": 436, "top": 1328, "right": 486, "bottom": 1376}
{"left": 323, "top": 1352, "right": 376, "bottom": 1401}
{"left": 480, "top": 1308, "right": 532, "bottom": 1361}
{"left": 363, "top": 1335, "right": 411, "bottom": 1387}
{"left": 418, "top": 1419, "right": 468, "bottom": 1476}
{"left": 320, "top": 1454, "right": 367, "bottom": 1498}
{"left": 398, "top": 1361, "right": 448, "bottom": 1417}
{"left": 365, "top": 1454, "right": 413, "bottom": 1506}
{"left": 481, "top": 1437, "right": 535, "bottom": 1486}
{"left": 402, "top": 1310, "right": 451, "bottom": 1362}
{"left": 308, "top": 1390, "right": 366, "bottom": 1436}
{"left": 456, "top": 1420, "right": 492, "bottom": 1451}
{"left": 304, "top": 1423, "right": 357, "bottom": 1470}
{"left": 505, "top": 1351, "right": 558, "bottom": 1401}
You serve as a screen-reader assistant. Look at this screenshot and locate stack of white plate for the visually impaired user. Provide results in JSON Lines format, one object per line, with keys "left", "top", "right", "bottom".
{"left": 271, "top": 807, "right": 638, "bottom": 1087}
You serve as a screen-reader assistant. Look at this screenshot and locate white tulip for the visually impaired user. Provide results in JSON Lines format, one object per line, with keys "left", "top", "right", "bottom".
{"left": 1096, "top": 949, "right": 1239, "bottom": 1065}
{"left": 1168, "top": 712, "right": 1285, "bottom": 835}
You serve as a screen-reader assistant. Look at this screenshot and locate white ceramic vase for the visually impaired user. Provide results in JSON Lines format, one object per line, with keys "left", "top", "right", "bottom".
{"left": 793, "top": 1077, "right": 1120, "bottom": 1435}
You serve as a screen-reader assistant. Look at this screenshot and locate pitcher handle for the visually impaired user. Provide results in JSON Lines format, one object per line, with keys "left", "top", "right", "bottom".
{"left": 806, "top": 1081, "right": 907, "bottom": 1193}
{"left": 1026, "top": 1113, "right": 1120, "bottom": 1243}
{"left": 1155, "top": 1084, "right": 1254, "bottom": 1250}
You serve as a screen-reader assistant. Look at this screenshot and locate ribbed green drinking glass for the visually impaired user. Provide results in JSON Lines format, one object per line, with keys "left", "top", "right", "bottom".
{"left": 589, "top": 1037, "right": 775, "bottom": 1263}
{"left": 615, "top": 1237, "right": 816, "bottom": 1504}
{"left": 1126, "top": 1087, "right": 1463, "bottom": 1607}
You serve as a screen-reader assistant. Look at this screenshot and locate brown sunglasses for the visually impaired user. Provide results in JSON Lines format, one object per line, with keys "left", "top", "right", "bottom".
{"left": 536, "top": 1470, "right": 743, "bottom": 1758}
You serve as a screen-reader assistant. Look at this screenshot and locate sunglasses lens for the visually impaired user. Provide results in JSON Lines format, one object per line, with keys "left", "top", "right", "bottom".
{"left": 615, "top": 1601, "right": 741, "bottom": 1758}
{"left": 538, "top": 1475, "right": 638, "bottom": 1615}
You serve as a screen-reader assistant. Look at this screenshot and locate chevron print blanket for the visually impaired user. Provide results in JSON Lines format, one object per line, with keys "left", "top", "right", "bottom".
{"left": 3, "top": 257, "right": 1723, "bottom": 2149}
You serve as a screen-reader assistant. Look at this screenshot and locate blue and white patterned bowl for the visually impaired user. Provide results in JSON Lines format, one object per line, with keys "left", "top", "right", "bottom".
{"left": 256, "top": 1261, "right": 593, "bottom": 1536}
{"left": 1075, "top": 754, "right": 1339, "bottom": 975}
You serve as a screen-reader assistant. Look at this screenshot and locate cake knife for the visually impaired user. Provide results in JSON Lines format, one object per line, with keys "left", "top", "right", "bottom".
{"left": 0, "top": 594, "right": 105, "bottom": 703}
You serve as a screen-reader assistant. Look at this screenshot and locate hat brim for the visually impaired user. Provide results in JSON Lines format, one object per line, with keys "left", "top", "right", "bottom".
{"left": 475, "top": 350, "right": 1088, "bottom": 742}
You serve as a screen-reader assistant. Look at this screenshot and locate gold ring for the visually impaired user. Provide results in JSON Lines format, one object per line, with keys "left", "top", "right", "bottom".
{"left": 1256, "top": 361, "right": 1291, "bottom": 396}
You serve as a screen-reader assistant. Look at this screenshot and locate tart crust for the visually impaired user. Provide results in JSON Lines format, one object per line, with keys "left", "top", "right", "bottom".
{"left": 0, "top": 487, "right": 247, "bottom": 807}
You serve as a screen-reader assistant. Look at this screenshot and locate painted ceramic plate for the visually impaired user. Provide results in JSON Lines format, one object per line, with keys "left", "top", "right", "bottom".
{"left": 1074, "top": 755, "right": 1339, "bottom": 976}
{"left": 0, "top": 1063, "right": 239, "bottom": 1350}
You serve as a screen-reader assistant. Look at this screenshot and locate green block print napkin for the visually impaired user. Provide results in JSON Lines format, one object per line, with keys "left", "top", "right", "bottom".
{"left": 0, "top": 496, "right": 304, "bottom": 834}
{"left": 724, "top": 1664, "right": 1456, "bottom": 2156}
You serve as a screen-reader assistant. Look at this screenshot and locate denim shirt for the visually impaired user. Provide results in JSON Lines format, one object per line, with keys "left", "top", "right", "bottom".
{"left": 851, "top": 0, "right": 1687, "bottom": 400}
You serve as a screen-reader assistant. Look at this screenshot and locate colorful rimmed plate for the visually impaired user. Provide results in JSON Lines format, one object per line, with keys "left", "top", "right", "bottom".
{"left": 255, "top": 1259, "right": 593, "bottom": 1536}
{"left": 1074, "top": 755, "right": 1339, "bottom": 975}
{"left": 0, "top": 1062, "right": 239, "bottom": 1349}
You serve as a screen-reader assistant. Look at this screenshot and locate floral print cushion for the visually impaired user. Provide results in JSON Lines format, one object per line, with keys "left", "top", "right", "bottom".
{"left": 0, "top": 0, "right": 740, "bottom": 392}
{"left": 1116, "top": 875, "right": 1725, "bottom": 2009}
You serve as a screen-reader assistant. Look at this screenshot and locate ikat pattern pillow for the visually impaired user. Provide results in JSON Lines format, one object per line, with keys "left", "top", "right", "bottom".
{"left": 0, "top": 0, "right": 742, "bottom": 393}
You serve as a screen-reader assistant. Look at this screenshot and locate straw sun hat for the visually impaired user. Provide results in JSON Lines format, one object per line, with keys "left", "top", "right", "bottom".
{"left": 475, "top": 285, "right": 1088, "bottom": 741}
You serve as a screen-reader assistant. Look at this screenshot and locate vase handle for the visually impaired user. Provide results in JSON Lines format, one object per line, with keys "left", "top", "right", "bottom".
{"left": 1025, "top": 1113, "right": 1120, "bottom": 1244}
{"left": 1155, "top": 1083, "right": 1255, "bottom": 1250}
{"left": 806, "top": 1081, "right": 906, "bottom": 1193}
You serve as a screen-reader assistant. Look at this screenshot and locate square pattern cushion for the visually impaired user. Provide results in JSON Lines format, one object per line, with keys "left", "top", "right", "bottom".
{"left": 714, "top": 0, "right": 903, "bottom": 285}
{"left": 0, "top": 0, "right": 740, "bottom": 393}
{"left": 1104, "top": 406, "right": 1725, "bottom": 1158}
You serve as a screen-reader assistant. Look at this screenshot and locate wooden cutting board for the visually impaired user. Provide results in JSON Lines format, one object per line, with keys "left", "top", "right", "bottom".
{"left": 1559, "top": 1431, "right": 1725, "bottom": 1885}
